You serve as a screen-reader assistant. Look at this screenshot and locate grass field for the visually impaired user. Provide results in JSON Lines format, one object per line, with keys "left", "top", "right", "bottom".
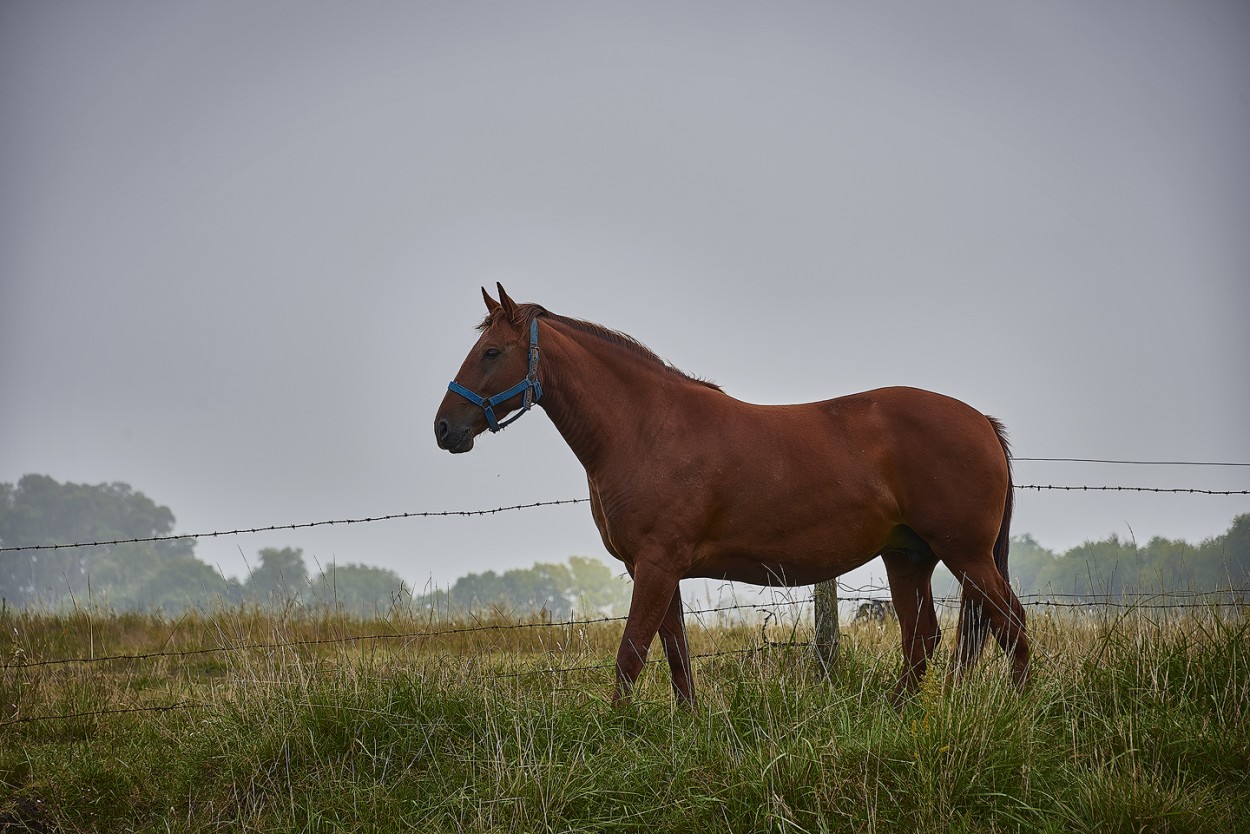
{"left": 2, "top": 601, "right": 1248, "bottom": 833}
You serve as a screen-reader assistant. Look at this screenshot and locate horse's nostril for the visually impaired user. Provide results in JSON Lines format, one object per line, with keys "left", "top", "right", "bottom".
{"left": 437, "top": 420, "right": 450, "bottom": 442}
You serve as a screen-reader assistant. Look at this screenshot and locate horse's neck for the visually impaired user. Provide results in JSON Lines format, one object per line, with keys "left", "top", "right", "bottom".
{"left": 537, "top": 322, "right": 691, "bottom": 475}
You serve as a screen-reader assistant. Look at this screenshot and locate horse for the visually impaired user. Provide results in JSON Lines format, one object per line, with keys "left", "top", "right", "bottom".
{"left": 435, "top": 284, "right": 1029, "bottom": 705}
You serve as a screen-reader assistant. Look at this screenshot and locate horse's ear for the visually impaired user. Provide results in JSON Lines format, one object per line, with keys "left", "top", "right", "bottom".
{"left": 481, "top": 286, "right": 501, "bottom": 314}
{"left": 496, "top": 282, "right": 518, "bottom": 320}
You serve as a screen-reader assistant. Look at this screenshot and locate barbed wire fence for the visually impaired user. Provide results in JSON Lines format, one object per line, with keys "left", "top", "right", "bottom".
{"left": 2, "top": 457, "right": 1247, "bottom": 729}
{"left": 6, "top": 585, "right": 1246, "bottom": 669}
{"left": 3, "top": 584, "right": 1246, "bottom": 727}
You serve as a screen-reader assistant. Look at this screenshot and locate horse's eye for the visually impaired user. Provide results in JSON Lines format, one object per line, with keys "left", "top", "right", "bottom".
{"left": 484, "top": 348, "right": 501, "bottom": 360}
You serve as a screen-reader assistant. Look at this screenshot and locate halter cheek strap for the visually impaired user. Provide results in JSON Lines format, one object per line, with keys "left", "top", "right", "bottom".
{"left": 447, "top": 318, "right": 543, "bottom": 432}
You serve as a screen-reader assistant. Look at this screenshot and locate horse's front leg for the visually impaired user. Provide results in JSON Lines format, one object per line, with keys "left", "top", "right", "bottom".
{"left": 613, "top": 559, "right": 683, "bottom": 706}
{"left": 659, "top": 583, "right": 694, "bottom": 705}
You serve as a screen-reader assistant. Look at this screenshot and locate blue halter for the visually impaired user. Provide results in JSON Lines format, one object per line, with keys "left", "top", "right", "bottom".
{"left": 447, "top": 318, "right": 543, "bottom": 432}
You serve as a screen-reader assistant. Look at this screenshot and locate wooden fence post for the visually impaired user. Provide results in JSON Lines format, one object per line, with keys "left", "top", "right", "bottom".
{"left": 813, "top": 579, "right": 839, "bottom": 671}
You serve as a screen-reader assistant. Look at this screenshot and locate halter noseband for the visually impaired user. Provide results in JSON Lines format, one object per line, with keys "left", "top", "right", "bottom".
{"left": 447, "top": 318, "right": 543, "bottom": 432}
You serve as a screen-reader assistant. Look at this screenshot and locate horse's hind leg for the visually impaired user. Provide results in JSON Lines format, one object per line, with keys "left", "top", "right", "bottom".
{"left": 881, "top": 549, "right": 941, "bottom": 702}
{"left": 951, "top": 564, "right": 1030, "bottom": 688}
{"left": 950, "top": 591, "right": 992, "bottom": 681}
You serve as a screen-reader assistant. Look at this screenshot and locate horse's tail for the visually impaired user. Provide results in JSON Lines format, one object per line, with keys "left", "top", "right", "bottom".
{"left": 987, "top": 416, "right": 1014, "bottom": 583}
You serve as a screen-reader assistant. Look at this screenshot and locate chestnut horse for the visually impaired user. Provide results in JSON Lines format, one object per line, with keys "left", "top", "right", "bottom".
{"left": 435, "top": 285, "right": 1029, "bottom": 704}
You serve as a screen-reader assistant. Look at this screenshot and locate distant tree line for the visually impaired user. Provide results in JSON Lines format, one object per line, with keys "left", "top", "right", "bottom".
{"left": 934, "top": 514, "right": 1250, "bottom": 600}
{"left": 5, "top": 474, "right": 1246, "bottom": 615}
{"left": 0, "top": 475, "right": 410, "bottom": 615}
{"left": 0, "top": 474, "right": 631, "bottom": 617}
{"left": 419, "top": 556, "right": 633, "bottom": 618}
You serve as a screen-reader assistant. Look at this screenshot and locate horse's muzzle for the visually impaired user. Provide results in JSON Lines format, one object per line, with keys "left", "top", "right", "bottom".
{"left": 435, "top": 419, "right": 476, "bottom": 454}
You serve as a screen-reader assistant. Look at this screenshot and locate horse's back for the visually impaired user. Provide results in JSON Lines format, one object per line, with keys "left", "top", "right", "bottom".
{"left": 815, "top": 386, "right": 1001, "bottom": 455}
{"left": 668, "top": 385, "right": 1009, "bottom": 580}
{"left": 808, "top": 386, "right": 1010, "bottom": 551}
{"left": 808, "top": 384, "right": 1009, "bottom": 495}
{"left": 739, "top": 385, "right": 1003, "bottom": 475}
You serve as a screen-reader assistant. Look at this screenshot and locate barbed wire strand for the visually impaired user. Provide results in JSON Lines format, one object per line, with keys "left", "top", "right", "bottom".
{"left": 5, "top": 600, "right": 786, "bottom": 669}
{"left": 1015, "top": 484, "right": 1247, "bottom": 495}
{"left": 0, "top": 498, "right": 592, "bottom": 552}
{"left": 3, "top": 482, "right": 1247, "bottom": 553}
{"left": 1012, "top": 457, "right": 1250, "bottom": 466}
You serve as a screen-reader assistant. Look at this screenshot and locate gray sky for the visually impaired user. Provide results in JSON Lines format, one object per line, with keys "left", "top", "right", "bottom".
{"left": 2, "top": 1, "right": 1247, "bottom": 593}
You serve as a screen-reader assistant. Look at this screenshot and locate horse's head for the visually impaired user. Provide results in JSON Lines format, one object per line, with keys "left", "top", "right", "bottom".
{"left": 435, "top": 283, "right": 542, "bottom": 453}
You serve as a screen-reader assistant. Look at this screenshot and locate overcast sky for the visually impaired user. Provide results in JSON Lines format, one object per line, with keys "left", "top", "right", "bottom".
{"left": 2, "top": 1, "right": 1247, "bottom": 594}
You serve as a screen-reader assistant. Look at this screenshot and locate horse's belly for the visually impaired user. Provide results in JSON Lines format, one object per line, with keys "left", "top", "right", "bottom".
{"left": 687, "top": 537, "right": 879, "bottom": 587}
{"left": 687, "top": 558, "right": 854, "bottom": 586}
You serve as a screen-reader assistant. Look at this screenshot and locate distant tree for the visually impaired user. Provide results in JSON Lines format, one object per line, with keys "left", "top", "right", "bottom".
{"left": 1000, "top": 534, "right": 1058, "bottom": 594}
{"left": 443, "top": 564, "right": 569, "bottom": 615}
{"left": 426, "top": 556, "right": 631, "bottom": 618}
{"left": 131, "top": 557, "right": 237, "bottom": 613}
{"left": 310, "top": 562, "right": 410, "bottom": 616}
{"left": 78, "top": 541, "right": 232, "bottom": 612}
{"left": 1221, "top": 514, "right": 1250, "bottom": 582}
{"left": 0, "top": 474, "right": 195, "bottom": 608}
{"left": 567, "top": 555, "right": 632, "bottom": 614}
{"left": 1188, "top": 513, "right": 1250, "bottom": 594}
{"left": 1058, "top": 535, "right": 1139, "bottom": 597}
{"left": 244, "top": 547, "right": 308, "bottom": 605}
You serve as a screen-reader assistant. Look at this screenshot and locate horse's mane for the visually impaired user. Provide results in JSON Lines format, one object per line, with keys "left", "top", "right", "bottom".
{"left": 480, "top": 303, "right": 722, "bottom": 392}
